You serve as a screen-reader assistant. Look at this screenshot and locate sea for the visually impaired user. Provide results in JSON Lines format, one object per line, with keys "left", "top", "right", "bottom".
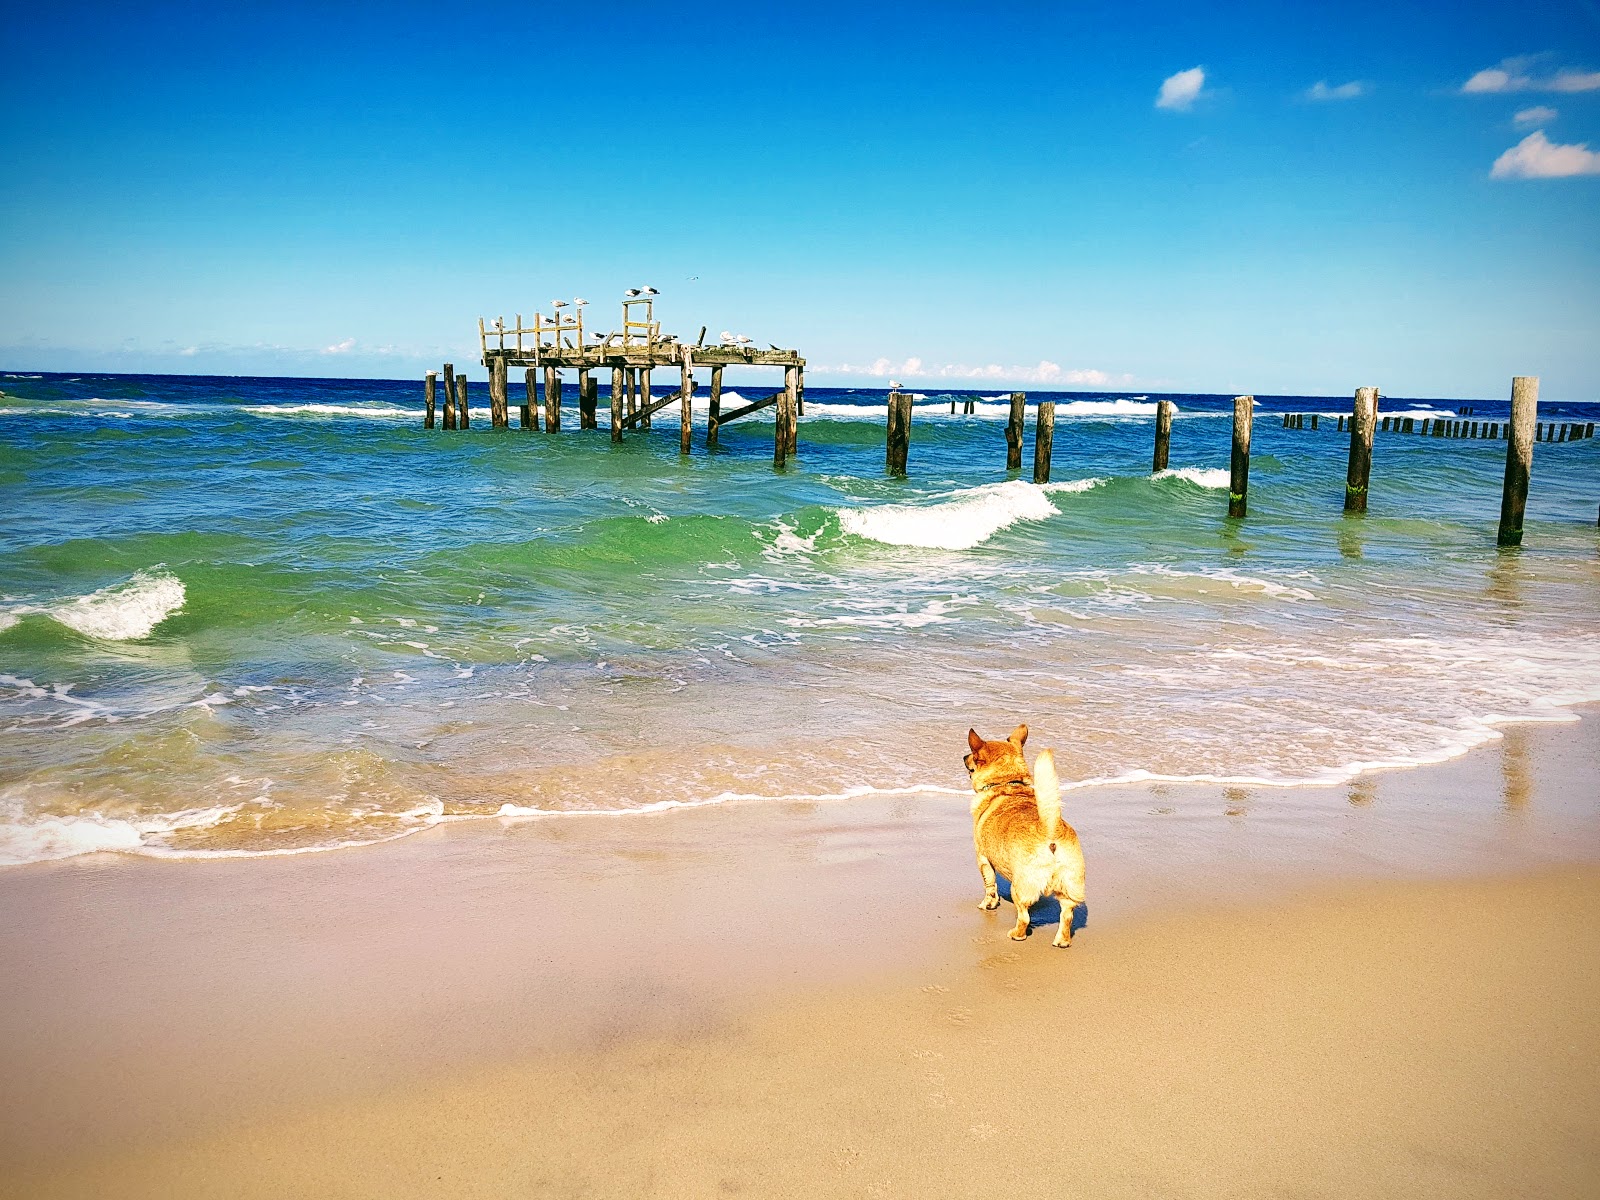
{"left": 2, "top": 371, "right": 1597, "bottom": 867}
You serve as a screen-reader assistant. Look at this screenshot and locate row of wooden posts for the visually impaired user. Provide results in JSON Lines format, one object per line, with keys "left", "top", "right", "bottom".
{"left": 423, "top": 358, "right": 801, "bottom": 464}
{"left": 892, "top": 379, "right": 1561, "bottom": 546}
{"left": 424, "top": 366, "right": 1569, "bottom": 546}
{"left": 1281, "top": 412, "right": 1595, "bottom": 442}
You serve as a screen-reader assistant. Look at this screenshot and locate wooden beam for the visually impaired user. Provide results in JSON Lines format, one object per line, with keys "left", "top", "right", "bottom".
{"left": 707, "top": 364, "right": 724, "bottom": 450}
{"left": 623, "top": 387, "right": 686, "bottom": 429}
{"left": 717, "top": 391, "right": 783, "bottom": 424}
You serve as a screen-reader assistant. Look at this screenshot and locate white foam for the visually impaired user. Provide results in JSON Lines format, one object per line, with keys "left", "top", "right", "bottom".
{"left": 783, "top": 597, "right": 966, "bottom": 630}
{"left": 1152, "top": 466, "right": 1231, "bottom": 489}
{"left": 0, "top": 612, "right": 18, "bottom": 633}
{"left": 837, "top": 478, "right": 1099, "bottom": 550}
{"left": 47, "top": 570, "right": 186, "bottom": 641}
{"left": 1130, "top": 564, "right": 1317, "bottom": 601}
{"left": 0, "top": 803, "right": 242, "bottom": 867}
{"left": 242, "top": 403, "right": 413, "bottom": 420}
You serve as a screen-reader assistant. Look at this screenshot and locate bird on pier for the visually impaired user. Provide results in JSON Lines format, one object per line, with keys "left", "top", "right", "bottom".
{"left": 574, "top": 298, "right": 588, "bottom": 307}
{"left": 733, "top": 334, "right": 754, "bottom": 345}
{"left": 888, "top": 380, "right": 902, "bottom": 389}
{"left": 720, "top": 331, "right": 736, "bottom": 344}
{"left": 552, "top": 299, "right": 569, "bottom": 309}
{"left": 492, "top": 317, "right": 504, "bottom": 331}
{"left": 640, "top": 286, "right": 659, "bottom": 295}
{"left": 625, "top": 288, "right": 641, "bottom": 297}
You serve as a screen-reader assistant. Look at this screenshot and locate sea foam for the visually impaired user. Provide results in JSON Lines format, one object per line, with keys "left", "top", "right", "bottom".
{"left": 837, "top": 478, "right": 1101, "bottom": 550}
{"left": 1152, "top": 466, "right": 1231, "bottom": 488}
{"left": 47, "top": 570, "right": 186, "bottom": 641}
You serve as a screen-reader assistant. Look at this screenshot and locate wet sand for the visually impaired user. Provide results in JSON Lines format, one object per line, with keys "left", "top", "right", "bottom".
{"left": 3, "top": 713, "right": 1599, "bottom": 1197}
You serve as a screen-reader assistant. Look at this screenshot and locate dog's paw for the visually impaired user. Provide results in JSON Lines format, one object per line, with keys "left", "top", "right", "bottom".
{"left": 1008, "top": 928, "right": 1029, "bottom": 941}
{"left": 1052, "top": 933, "right": 1073, "bottom": 948}
{"left": 977, "top": 894, "right": 1000, "bottom": 911}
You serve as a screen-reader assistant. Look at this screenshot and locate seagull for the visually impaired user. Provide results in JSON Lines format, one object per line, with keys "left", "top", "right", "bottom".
{"left": 640, "top": 286, "right": 659, "bottom": 295}
{"left": 888, "top": 379, "right": 901, "bottom": 389}
{"left": 552, "top": 299, "right": 569, "bottom": 308}
{"left": 574, "top": 298, "right": 588, "bottom": 307}
{"left": 492, "top": 317, "right": 504, "bottom": 331}
{"left": 720, "top": 331, "right": 736, "bottom": 344}
{"left": 734, "top": 334, "right": 754, "bottom": 345}
{"left": 625, "top": 288, "right": 641, "bottom": 297}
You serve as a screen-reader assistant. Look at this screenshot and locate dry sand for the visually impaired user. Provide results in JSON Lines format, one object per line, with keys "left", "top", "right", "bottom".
{"left": 3, "top": 714, "right": 1599, "bottom": 1197}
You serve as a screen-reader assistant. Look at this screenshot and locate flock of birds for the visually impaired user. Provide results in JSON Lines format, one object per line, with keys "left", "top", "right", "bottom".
{"left": 488, "top": 288, "right": 762, "bottom": 349}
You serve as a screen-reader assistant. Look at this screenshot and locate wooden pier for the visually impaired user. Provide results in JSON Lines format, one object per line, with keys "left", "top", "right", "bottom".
{"left": 446, "top": 293, "right": 805, "bottom": 466}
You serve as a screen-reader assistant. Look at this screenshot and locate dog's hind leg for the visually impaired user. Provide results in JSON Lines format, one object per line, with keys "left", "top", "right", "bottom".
{"left": 1009, "top": 892, "right": 1034, "bottom": 941}
{"left": 1053, "top": 873, "right": 1086, "bottom": 948}
{"left": 976, "top": 854, "right": 1000, "bottom": 910}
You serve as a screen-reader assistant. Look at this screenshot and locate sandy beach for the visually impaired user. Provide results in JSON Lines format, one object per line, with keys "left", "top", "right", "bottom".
{"left": 3, "top": 711, "right": 1599, "bottom": 1198}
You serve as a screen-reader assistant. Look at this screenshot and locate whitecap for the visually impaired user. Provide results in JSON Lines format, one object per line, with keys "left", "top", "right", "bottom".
{"left": 837, "top": 478, "right": 1099, "bottom": 550}
{"left": 47, "top": 570, "right": 186, "bottom": 641}
{"left": 1152, "top": 466, "right": 1231, "bottom": 489}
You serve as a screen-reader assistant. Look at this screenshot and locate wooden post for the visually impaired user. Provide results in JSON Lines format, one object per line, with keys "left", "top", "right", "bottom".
{"left": 522, "top": 368, "right": 539, "bottom": 430}
{"left": 1033, "top": 400, "right": 1055, "bottom": 484}
{"left": 886, "top": 391, "right": 910, "bottom": 476}
{"left": 707, "top": 364, "right": 724, "bottom": 450}
{"left": 1344, "top": 386, "right": 1378, "bottom": 514}
{"left": 1153, "top": 399, "right": 1175, "bottom": 472}
{"left": 787, "top": 366, "right": 801, "bottom": 457}
{"left": 680, "top": 350, "right": 694, "bottom": 455}
{"left": 1006, "top": 393, "right": 1026, "bottom": 471}
{"left": 1497, "top": 376, "right": 1538, "bottom": 548}
{"left": 640, "top": 369, "right": 652, "bottom": 429}
{"left": 950, "top": 398, "right": 957, "bottom": 414}
{"left": 1311, "top": 414, "right": 1319, "bottom": 431}
{"left": 544, "top": 366, "right": 560, "bottom": 433}
{"left": 610, "top": 367, "right": 624, "bottom": 443}
{"left": 578, "top": 367, "right": 594, "bottom": 429}
{"left": 489, "top": 357, "right": 508, "bottom": 429}
{"left": 442, "top": 363, "right": 456, "bottom": 430}
{"left": 774, "top": 365, "right": 797, "bottom": 468}
{"left": 424, "top": 371, "right": 437, "bottom": 429}
{"left": 1228, "top": 395, "right": 1253, "bottom": 519}
{"left": 456, "top": 373, "right": 469, "bottom": 429}
{"left": 625, "top": 368, "right": 637, "bottom": 424}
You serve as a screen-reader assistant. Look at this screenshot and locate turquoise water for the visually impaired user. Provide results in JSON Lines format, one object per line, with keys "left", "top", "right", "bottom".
{"left": 2, "top": 371, "right": 1597, "bottom": 864}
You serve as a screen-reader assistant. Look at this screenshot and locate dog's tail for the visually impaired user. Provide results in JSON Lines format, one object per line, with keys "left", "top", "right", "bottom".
{"left": 1033, "top": 748, "right": 1063, "bottom": 833}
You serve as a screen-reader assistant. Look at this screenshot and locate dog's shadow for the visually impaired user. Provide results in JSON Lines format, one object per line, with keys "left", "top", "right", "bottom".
{"left": 996, "top": 877, "right": 1088, "bottom": 935}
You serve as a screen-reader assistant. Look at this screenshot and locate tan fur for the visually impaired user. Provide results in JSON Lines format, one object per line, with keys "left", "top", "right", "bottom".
{"left": 963, "top": 725, "right": 1086, "bottom": 947}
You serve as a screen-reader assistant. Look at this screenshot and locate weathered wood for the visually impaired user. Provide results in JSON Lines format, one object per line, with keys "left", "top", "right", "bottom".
{"left": 523, "top": 367, "right": 539, "bottom": 430}
{"left": 1344, "top": 386, "right": 1378, "bottom": 514}
{"left": 485, "top": 345, "right": 805, "bottom": 370}
{"left": 1153, "top": 398, "right": 1175, "bottom": 472}
{"left": 625, "top": 368, "right": 637, "bottom": 423}
{"left": 624, "top": 387, "right": 693, "bottom": 428}
{"left": 885, "top": 391, "right": 910, "bottom": 476}
{"left": 1007, "top": 392, "right": 1026, "bottom": 471}
{"left": 796, "top": 371, "right": 804, "bottom": 418}
{"left": 489, "top": 356, "right": 509, "bottom": 429}
{"left": 442, "top": 363, "right": 456, "bottom": 430}
{"left": 1228, "top": 395, "right": 1253, "bottom": 519}
{"left": 778, "top": 364, "right": 799, "bottom": 461}
{"left": 1497, "top": 376, "right": 1538, "bottom": 548}
{"left": 424, "top": 371, "right": 437, "bottom": 429}
{"left": 640, "top": 369, "right": 652, "bottom": 429}
{"left": 544, "top": 366, "right": 560, "bottom": 433}
{"left": 716, "top": 391, "right": 781, "bottom": 424}
{"left": 456, "top": 374, "right": 469, "bottom": 429}
{"left": 578, "top": 367, "right": 595, "bottom": 429}
{"left": 1033, "top": 399, "right": 1056, "bottom": 485}
{"left": 680, "top": 350, "right": 694, "bottom": 455}
{"left": 1402, "top": 417, "right": 1414, "bottom": 434}
{"left": 1311, "top": 414, "right": 1320, "bottom": 431}
{"left": 707, "top": 364, "right": 724, "bottom": 449}
{"left": 610, "top": 367, "right": 624, "bottom": 443}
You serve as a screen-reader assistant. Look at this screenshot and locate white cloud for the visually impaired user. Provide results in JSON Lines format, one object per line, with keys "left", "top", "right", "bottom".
{"left": 1490, "top": 130, "right": 1600, "bottom": 179}
{"left": 814, "top": 360, "right": 1124, "bottom": 386}
{"left": 1513, "top": 105, "right": 1559, "bottom": 126}
{"left": 322, "top": 337, "right": 356, "bottom": 355}
{"left": 1156, "top": 67, "right": 1206, "bottom": 112}
{"left": 178, "top": 346, "right": 198, "bottom": 357}
{"left": 1462, "top": 57, "right": 1600, "bottom": 94}
{"left": 1306, "top": 80, "right": 1366, "bottom": 101}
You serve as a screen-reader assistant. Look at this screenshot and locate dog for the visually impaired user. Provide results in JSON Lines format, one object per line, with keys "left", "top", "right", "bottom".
{"left": 963, "top": 724, "right": 1085, "bottom": 947}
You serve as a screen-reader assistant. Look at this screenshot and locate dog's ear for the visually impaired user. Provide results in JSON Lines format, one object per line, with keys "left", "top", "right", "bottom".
{"left": 1009, "top": 723, "right": 1029, "bottom": 747}
{"left": 967, "top": 728, "right": 984, "bottom": 754}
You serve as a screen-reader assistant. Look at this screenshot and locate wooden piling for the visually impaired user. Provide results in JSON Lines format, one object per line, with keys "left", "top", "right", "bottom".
{"left": 456, "top": 373, "right": 469, "bottom": 429}
{"left": 1497, "top": 376, "right": 1538, "bottom": 548}
{"left": 707, "top": 364, "right": 724, "bottom": 450}
{"left": 1311, "top": 414, "right": 1320, "bottom": 431}
{"left": 789, "top": 366, "right": 802, "bottom": 457}
{"left": 544, "top": 366, "right": 560, "bottom": 433}
{"left": 775, "top": 363, "right": 799, "bottom": 467}
{"left": 1033, "top": 400, "right": 1056, "bottom": 485}
{"left": 640, "top": 369, "right": 652, "bottom": 429}
{"left": 610, "top": 367, "right": 624, "bottom": 443}
{"left": 489, "top": 357, "right": 508, "bottom": 429}
{"left": 523, "top": 368, "right": 539, "bottom": 430}
{"left": 1153, "top": 398, "right": 1175, "bottom": 472}
{"left": 1006, "top": 393, "right": 1026, "bottom": 471}
{"left": 1344, "top": 386, "right": 1378, "bottom": 514}
{"left": 885, "top": 391, "right": 910, "bottom": 476}
{"left": 680, "top": 350, "right": 694, "bottom": 455}
{"left": 1228, "top": 395, "right": 1253, "bottom": 519}
{"left": 577, "top": 368, "right": 594, "bottom": 429}
{"left": 442, "top": 363, "right": 456, "bottom": 430}
{"left": 1402, "top": 417, "right": 1414, "bottom": 434}
{"left": 625, "top": 368, "right": 637, "bottom": 424}
{"left": 424, "top": 371, "right": 437, "bottom": 429}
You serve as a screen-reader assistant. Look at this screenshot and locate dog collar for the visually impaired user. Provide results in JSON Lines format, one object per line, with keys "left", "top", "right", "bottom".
{"left": 976, "top": 773, "right": 1030, "bottom": 793}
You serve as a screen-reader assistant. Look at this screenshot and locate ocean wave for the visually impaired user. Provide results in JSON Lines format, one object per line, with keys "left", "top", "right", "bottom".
{"left": 837, "top": 478, "right": 1101, "bottom": 550}
{"left": 1152, "top": 466, "right": 1231, "bottom": 489}
{"left": 242, "top": 403, "right": 414, "bottom": 420}
{"left": 7, "top": 570, "right": 188, "bottom": 642}
{"left": 1128, "top": 565, "right": 1317, "bottom": 601}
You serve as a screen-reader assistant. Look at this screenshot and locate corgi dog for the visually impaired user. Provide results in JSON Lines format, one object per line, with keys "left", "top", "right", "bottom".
{"left": 963, "top": 724, "right": 1085, "bottom": 947}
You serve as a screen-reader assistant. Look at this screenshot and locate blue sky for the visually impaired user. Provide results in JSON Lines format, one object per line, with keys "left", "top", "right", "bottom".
{"left": 1, "top": 0, "right": 1597, "bottom": 398}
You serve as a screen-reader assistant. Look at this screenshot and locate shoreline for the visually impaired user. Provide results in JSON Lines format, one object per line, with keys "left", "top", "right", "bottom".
{"left": 3, "top": 709, "right": 1598, "bottom": 1195}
